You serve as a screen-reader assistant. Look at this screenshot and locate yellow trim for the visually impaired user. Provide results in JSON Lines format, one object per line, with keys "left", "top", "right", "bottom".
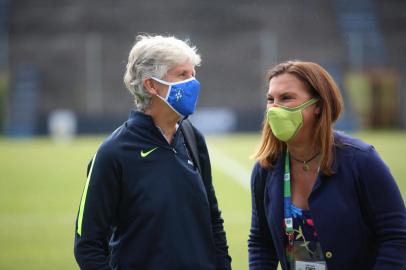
{"left": 77, "top": 153, "right": 97, "bottom": 236}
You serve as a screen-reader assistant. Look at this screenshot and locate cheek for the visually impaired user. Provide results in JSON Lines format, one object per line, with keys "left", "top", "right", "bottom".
{"left": 302, "top": 109, "right": 317, "bottom": 125}
{"left": 158, "top": 85, "right": 169, "bottom": 98}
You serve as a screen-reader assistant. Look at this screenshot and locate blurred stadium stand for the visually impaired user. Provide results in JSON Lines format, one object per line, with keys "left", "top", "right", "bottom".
{"left": 2, "top": 0, "right": 406, "bottom": 136}
{"left": 0, "top": 0, "right": 10, "bottom": 133}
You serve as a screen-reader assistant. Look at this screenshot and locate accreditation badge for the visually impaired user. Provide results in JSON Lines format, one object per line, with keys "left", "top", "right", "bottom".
{"left": 288, "top": 242, "right": 327, "bottom": 270}
{"left": 295, "top": 261, "right": 326, "bottom": 270}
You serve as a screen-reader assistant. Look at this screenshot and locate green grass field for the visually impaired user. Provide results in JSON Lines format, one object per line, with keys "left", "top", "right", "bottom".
{"left": 0, "top": 131, "right": 405, "bottom": 270}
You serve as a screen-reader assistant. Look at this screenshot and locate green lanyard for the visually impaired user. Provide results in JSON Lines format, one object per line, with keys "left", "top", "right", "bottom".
{"left": 284, "top": 149, "right": 294, "bottom": 244}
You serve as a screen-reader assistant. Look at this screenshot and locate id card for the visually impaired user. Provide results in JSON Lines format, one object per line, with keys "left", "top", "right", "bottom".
{"left": 295, "top": 261, "right": 326, "bottom": 270}
{"left": 288, "top": 241, "right": 328, "bottom": 270}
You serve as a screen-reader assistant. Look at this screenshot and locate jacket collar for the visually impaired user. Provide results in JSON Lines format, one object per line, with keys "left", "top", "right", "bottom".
{"left": 125, "top": 110, "right": 179, "bottom": 147}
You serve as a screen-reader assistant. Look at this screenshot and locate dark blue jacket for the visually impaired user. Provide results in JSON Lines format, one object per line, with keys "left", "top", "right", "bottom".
{"left": 74, "top": 111, "right": 231, "bottom": 270}
{"left": 248, "top": 131, "right": 406, "bottom": 270}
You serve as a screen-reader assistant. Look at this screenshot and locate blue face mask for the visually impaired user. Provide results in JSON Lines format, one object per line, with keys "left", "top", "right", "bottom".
{"left": 151, "top": 77, "right": 201, "bottom": 117}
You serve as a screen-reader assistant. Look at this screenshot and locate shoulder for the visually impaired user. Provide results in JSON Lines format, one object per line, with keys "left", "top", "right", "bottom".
{"left": 333, "top": 130, "right": 379, "bottom": 164}
{"left": 188, "top": 120, "right": 205, "bottom": 139}
{"left": 333, "top": 131, "right": 388, "bottom": 173}
{"left": 334, "top": 131, "right": 373, "bottom": 153}
{"left": 182, "top": 119, "right": 207, "bottom": 147}
{"left": 95, "top": 125, "right": 126, "bottom": 161}
{"left": 251, "top": 162, "right": 269, "bottom": 183}
{"left": 252, "top": 162, "right": 264, "bottom": 175}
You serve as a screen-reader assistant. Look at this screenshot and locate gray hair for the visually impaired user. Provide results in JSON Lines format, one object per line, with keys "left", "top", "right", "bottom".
{"left": 123, "top": 34, "right": 201, "bottom": 111}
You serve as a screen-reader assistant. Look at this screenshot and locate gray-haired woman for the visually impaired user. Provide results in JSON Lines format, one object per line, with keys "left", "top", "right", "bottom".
{"left": 74, "top": 35, "right": 232, "bottom": 270}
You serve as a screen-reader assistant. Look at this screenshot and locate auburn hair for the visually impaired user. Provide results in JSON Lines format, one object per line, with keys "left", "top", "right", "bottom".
{"left": 253, "top": 61, "right": 344, "bottom": 175}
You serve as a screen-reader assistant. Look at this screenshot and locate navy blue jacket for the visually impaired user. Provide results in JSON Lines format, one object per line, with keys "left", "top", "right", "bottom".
{"left": 248, "top": 131, "right": 406, "bottom": 270}
{"left": 74, "top": 111, "right": 231, "bottom": 270}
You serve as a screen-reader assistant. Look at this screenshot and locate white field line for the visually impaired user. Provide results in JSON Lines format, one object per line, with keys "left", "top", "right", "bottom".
{"left": 209, "top": 148, "right": 251, "bottom": 190}
{"left": 0, "top": 212, "right": 74, "bottom": 227}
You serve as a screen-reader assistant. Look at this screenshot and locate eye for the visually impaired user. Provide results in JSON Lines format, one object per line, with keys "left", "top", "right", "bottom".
{"left": 281, "top": 95, "right": 291, "bottom": 100}
{"left": 267, "top": 96, "right": 274, "bottom": 103}
{"left": 180, "top": 70, "right": 193, "bottom": 78}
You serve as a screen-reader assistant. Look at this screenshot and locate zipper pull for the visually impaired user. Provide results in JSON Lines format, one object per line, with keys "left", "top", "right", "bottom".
{"left": 172, "top": 148, "right": 177, "bottom": 154}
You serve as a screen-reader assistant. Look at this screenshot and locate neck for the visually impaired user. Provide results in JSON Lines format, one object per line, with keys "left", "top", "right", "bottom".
{"left": 286, "top": 140, "right": 318, "bottom": 162}
{"left": 145, "top": 96, "right": 180, "bottom": 143}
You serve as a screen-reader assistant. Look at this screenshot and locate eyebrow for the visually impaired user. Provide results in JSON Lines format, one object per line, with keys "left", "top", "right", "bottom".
{"left": 171, "top": 69, "right": 195, "bottom": 76}
{"left": 268, "top": 91, "right": 297, "bottom": 98}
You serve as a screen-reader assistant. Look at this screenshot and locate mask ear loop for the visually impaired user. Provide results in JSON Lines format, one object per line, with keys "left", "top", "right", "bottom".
{"left": 151, "top": 77, "right": 172, "bottom": 100}
{"left": 277, "top": 98, "right": 319, "bottom": 111}
{"left": 164, "top": 85, "right": 172, "bottom": 100}
{"left": 151, "top": 77, "right": 172, "bottom": 85}
{"left": 151, "top": 76, "right": 197, "bottom": 85}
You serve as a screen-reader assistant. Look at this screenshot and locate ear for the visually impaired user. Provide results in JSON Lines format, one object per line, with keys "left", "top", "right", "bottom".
{"left": 314, "top": 103, "right": 321, "bottom": 115}
{"left": 143, "top": 78, "right": 158, "bottom": 95}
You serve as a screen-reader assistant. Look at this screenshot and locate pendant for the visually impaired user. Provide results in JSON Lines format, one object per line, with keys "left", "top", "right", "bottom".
{"left": 303, "top": 163, "right": 309, "bottom": 171}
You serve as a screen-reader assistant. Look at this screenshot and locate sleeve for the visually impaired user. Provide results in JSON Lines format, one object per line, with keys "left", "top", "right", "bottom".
{"left": 357, "top": 146, "right": 406, "bottom": 269}
{"left": 194, "top": 128, "right": 232, "bottom": 270}
{"left": 248, "top": 162, "right": 279, "bottom": 270}
{"left": 74, "top": 146, "right": 121, "bottom": 270}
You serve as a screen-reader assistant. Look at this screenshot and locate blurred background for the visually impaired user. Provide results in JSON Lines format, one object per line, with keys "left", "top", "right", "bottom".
{"left": 0, "top": 0, "right": 405, "bottom": 269}
{"left": 2, "top": 0, "right": 406, "bottom": 136}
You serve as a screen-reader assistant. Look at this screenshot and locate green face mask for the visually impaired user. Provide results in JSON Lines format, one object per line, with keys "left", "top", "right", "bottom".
{"left": 267, "top": 98, "right": 319, "bottom": 142}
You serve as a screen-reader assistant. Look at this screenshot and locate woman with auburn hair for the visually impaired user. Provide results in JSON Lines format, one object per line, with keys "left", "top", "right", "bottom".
{"left": 248, "top": 61, "right": 406, "bottom": 270}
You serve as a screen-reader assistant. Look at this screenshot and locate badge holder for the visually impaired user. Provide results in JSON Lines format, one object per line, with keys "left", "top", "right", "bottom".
{"left": 288, "top": 241, "right": 327, "bottom": 270}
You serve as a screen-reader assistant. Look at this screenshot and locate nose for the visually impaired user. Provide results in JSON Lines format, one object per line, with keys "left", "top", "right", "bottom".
{"left": 266, "top": 104, "right": 276, "bottom": 111}
{"left": 268, "top": 102, "right": 279, "bottom": 109}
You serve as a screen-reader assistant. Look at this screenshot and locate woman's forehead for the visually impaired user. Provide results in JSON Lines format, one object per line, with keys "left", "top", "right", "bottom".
{"left": 268, "top": 73, "right": 308, "bottom": 95}
{"left": 167, "top": 62, "right": 195, "bottom": 74}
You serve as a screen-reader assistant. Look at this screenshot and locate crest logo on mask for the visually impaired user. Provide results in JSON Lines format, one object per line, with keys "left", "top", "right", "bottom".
{"left": 175, "top": 89, "right": 183, "bottom": 101}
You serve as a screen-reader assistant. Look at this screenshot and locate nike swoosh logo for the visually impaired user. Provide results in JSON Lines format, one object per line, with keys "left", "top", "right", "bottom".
{"left": 140, "top": 147, "right": 158, "bottom": 158}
